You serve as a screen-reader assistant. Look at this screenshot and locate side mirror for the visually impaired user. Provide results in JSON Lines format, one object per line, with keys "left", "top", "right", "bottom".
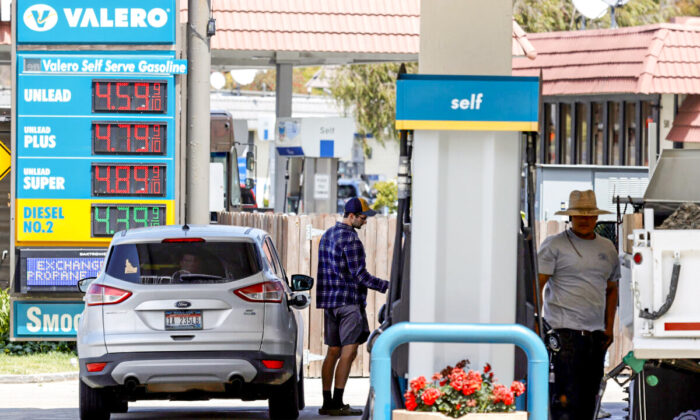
{"left": 77, "top": 277, "right": 96, "bottom": 293}
{"left": 290, "top": 274, "right": 314, "bottom": 292}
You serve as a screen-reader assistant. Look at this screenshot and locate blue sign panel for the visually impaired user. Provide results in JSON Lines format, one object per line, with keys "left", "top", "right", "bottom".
{"left": 238, "top": 157, "right": 247, "bottom": 184}
{"left": 13, "top": 301, "right": 84, "bottom": 338}
{"left": 17, "top": 0, "right": 176, "bottom": 44}
{"left": 16, "top": 51, "right": 177, "bottom": 246}
{"left": 395, "top": 74, "right": 539, "bottom": 132}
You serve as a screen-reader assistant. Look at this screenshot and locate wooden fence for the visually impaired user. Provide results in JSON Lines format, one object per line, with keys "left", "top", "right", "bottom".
{"left": 217, "top": 213, "right": 628, "bottom": 376}
{"left": 218, "top": 212, "right": 396, "bottom": 378}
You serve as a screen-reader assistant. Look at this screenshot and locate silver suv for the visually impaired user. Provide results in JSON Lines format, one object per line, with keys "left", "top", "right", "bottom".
{"left": 76, "top": 224, "right": 313, "bottom": 420}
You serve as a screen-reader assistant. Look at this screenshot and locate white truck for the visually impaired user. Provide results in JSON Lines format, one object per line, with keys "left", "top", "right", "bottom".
{"left": 616, "top": 149, "right": 700, "bottom": 419}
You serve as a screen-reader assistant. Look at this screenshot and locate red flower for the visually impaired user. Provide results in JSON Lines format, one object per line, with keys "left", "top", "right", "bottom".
{"left": 404, "top": 391, "right": 418, "bottom": 411}
{"left": 511, "top": 381, "right": 526, "bottom": 397}
{"left": 432, "top": 372, "right": 442, "bottom": 381}
{"left": 410, "top": 376, "right": 427, "bottom": 392}
{"left": 483, "top": 363, "right": 492, "bottom": 373}
{"left": 455, "top": 403, "right": 461, "bottom": 410}
{"left": 467, "top": 399, "right": 477, "bottom": 407}
{"left": 462, "top": 370, "right": 483, "bottom": 396}
{"left": 493, "top": 384, "right": 515, "bottom": 406}
{"left": 450, "top": 379, "right": 464, "bottom": 391}
{"left": 421, "top": 388, "right": 442, "bottom": 406}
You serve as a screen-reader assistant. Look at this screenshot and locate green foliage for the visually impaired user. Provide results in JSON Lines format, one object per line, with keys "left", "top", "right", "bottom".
{"left": 329, "top": 63, "right": 417, "bottom": 154}
{"left": 0, "top": 288, "right": 76, "bottom": 355}
{"left": 371, "top": 180, "right": 398, "bottom": 214}
{"left": 513, "top": 0, "right": 680, "bottom": 33}
{"left": 0, "top": 288, "right": 9, "bottom": 336}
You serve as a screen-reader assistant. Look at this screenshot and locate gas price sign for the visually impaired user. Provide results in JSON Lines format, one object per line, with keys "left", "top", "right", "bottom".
{"left": 15, "top": 53, "right": 185, "bottom": 246}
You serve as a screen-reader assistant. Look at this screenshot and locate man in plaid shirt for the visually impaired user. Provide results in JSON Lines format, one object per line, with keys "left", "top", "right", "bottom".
{"left": 317, "top": 197, "right": 389, "bottom": 416}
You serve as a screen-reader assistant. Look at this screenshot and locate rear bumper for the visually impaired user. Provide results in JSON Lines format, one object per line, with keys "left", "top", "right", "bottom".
{"left": 79, "top": 351, "right": 295, "bottom": 388}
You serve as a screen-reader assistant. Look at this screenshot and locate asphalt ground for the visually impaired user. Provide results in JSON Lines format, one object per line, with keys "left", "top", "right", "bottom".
{"left": 0, "top": 377, "right": 628, "bottom": 420}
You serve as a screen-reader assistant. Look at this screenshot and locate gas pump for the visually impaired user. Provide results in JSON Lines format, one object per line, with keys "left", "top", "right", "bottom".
{"left": 276, "top": 117, "right": 355, "bottom": 214}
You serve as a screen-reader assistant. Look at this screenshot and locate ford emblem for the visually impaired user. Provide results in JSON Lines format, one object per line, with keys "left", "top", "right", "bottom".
{"left": 175, "top": 301, "right": 191, "bottom": 308}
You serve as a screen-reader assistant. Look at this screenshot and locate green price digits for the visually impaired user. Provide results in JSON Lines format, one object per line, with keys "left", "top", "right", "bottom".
{"left": 92, "top": 204, "right": 166, "bottom": 237}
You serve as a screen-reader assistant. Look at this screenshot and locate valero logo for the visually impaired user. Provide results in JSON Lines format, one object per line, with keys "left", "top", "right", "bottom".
{"left": 24, "top": 4, "right": 58, "bottom": 32}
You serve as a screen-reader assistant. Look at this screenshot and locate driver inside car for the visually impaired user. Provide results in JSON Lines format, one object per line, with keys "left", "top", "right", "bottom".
{"left": 173, "top": 252, "right": 202, "bottom": 282}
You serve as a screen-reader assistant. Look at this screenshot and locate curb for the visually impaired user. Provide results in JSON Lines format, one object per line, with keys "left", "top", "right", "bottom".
{"left": 0, "top": 371, "right": 78, "bottom": 384}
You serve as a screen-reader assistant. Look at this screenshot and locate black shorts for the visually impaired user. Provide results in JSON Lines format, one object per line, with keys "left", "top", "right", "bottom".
{"left": 324, "top": 304, "right": 370, "bottom": 347}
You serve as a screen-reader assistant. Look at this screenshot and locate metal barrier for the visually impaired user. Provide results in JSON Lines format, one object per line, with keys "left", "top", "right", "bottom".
{"left": 370, "top": 322, "right": 549, "bottom": 420}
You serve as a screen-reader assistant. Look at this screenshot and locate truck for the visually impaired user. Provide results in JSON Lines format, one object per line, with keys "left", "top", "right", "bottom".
{"left": 615, "top": 149, "right": 700, "bottom": 419}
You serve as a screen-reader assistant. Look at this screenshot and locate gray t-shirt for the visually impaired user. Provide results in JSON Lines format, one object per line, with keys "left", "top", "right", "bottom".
{"left": 538, "top": 230, "right": 620, "bottom": 332}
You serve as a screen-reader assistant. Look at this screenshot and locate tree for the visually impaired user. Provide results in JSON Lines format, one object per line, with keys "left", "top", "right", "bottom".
{"left": 327, "top": 1, "right": 689, "bottom": 155}
{"left": 513, "top": 0, "right": 679, "bottom": 33}
{"left": 328, "top": 63, "right": 416, "bottom": 155}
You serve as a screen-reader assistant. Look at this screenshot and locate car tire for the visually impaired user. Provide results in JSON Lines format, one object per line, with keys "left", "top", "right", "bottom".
{"left": 297, "top": 365, "right": 305, "bottom": 410}
{"left": 110, "top": 398, "right": 128, "bottom": 413}
{"left": 268, "top": 370, "right": 299, "bottom": 420}
{"left": 79, "top": 379, "right": 112, "bottom": 420}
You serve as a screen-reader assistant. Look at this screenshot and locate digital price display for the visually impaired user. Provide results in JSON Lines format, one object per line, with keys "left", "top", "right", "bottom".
{"left": 27, "top": 257, "right": 103, "bottom": 287}
{"left": 17, "top": 248, "right": 108, "bottom": 293}
{"left": 92, "top": 163, "right": 166, "bottom": 197}
{"left": 91, "top": 204, "right": 166, "bottom": 237}
{"left": 92, "top": 121, "right": 167, "bottom": 155}
{"left": 92, "top": 79, "right": 167, "bottom": 113}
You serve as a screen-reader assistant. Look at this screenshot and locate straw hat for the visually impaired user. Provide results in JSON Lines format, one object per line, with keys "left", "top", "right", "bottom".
{"left": 555, "top": 190, "right": 611, "bottom": 216}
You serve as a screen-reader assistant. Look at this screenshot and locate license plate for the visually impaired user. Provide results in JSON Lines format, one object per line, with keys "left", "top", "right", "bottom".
{"left": 165, "top": 310, "right": 202, "bottom": 330}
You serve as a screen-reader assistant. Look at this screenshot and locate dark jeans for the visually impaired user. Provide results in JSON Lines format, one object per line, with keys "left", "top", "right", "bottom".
{"left": 549, "top": 329, "right": 607, "bottom": 420}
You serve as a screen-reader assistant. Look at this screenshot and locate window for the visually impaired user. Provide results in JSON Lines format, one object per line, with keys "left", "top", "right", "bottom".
{"left": 625, "top": 102, "right": 637, "bottom": 165}
{"left": 544, "top": 103, "right": 556, "bottom": 163}
{"left": 262, "top": 238, "right": 282, "bottom": 278}
{"left": 592, "top": 103, "right": 605, "bottom": 165}
{"left": 576, "top": 103, "right": 588, "bottom": 164}
{"left": 609, "top": 102, "right": 621, "bottom": 165}
{"left": 561, "top": 103, "right": 572, "bottom": 164}
{"left": 338, "top": 185, "right": 356, "bottom": 200}
{"left": 105, "top": 241, "right": 261, "bottom": 284}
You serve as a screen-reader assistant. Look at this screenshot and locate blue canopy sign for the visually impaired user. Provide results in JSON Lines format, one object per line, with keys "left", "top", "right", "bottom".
{"left": 395, "top": 74, "right": 539, "bottom": 132}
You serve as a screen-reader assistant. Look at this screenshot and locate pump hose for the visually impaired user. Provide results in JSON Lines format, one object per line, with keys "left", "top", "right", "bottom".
{"left": 639, "top": 262, "right": 681, "bottom": 320}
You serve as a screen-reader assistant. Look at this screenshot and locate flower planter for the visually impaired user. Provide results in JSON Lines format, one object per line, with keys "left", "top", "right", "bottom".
{"left": 393, "top": 409, "right": 528, "bottom": 420}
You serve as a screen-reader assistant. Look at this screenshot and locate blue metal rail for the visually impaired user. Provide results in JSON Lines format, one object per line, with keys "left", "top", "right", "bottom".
{"left": 370, "top": 322, "right": 549, "bottom": 420}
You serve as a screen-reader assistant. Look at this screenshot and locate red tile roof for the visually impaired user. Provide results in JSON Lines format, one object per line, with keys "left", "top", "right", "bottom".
{"left": 183, "top": 0, "right": 420, "bottom": 55}
{"left": 513, "top": 23, "right": 700, "bottom": 96}
{"left": 667, "top": 95, "right": 700, "bottom": 142}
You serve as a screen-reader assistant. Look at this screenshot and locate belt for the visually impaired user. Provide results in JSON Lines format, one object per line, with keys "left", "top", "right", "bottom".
{"left": 555, "top": 328, "right": 599, "bottom": 337}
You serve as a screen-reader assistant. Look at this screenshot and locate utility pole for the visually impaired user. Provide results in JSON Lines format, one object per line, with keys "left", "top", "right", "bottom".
{"left": 186, "top": 0, "right": 212, "bottom": 224}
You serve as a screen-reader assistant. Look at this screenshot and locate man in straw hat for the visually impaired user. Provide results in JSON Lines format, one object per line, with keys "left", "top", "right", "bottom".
{"left": 538, "top": 190, "right": 620, "bottom": 420}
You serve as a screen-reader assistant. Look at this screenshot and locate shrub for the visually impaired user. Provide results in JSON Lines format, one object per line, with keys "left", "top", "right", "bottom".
{"left": 0, "top": 288, "right": 76, "bottom": 355}
{"left": 371, "top": 180, "right": 398, "bottom": 214}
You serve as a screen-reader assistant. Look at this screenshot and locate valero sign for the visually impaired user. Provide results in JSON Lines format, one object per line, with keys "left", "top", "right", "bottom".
{"left": 395, "top": 74, "right": 539, "bottom": 132}
{"left": 17, "top": 0, "right": 176, "bottom": 44}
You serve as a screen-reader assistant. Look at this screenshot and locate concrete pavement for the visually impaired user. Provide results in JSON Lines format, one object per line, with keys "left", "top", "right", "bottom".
{"left": 0, "top": 376, "right": 629, "bottom": 420}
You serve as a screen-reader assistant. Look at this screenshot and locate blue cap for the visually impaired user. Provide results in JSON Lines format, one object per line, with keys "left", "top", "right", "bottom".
{"left": 344, "top": 197, "right": 377, "bottom": 216}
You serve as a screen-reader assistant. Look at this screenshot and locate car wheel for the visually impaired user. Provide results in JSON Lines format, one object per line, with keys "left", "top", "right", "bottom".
{"left": 110, "top": 398, "right": 128, "bottom": 413}
{"left": 297, "top": 365, "right": 305, "bottom": 410}
{"left": 268, "top": 370, "right": 299, "bottom": 420}
{"left": 79, "top": 379, "right": 112, "bottom": 420}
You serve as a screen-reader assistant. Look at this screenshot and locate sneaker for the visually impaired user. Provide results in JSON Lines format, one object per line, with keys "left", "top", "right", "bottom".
{"left": 319, "top": 405, "right": 336, "bottom": 415}
{"left": 328, "top": 404, "right": 363, "bottom": 416}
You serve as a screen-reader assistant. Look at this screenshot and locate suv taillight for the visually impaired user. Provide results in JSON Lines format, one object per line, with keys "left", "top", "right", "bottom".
{"left": 234, "top": 281, "right": 284, "bottom": 303}
{"left": 86, "top": 284, "right": 132, "bottom": 306}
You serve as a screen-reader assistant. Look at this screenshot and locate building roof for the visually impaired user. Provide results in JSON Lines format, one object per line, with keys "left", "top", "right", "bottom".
{"left": 512, "top": 20, "right": 700, "bottom": 96}
{"left": 181, "top": 0, "right": 535, "bottom": 66}
{"left": 667, "top": 95, "right": 700, "bottom": 142}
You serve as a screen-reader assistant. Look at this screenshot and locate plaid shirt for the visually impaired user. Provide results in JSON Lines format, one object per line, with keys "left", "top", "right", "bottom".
{"left": 316, "top": 222, "right": 389, "bottom": 309}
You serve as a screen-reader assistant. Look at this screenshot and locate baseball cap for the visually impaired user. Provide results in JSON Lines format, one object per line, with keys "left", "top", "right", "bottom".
{"left": 344, "top": 197, "right": 377, "bottom": 217}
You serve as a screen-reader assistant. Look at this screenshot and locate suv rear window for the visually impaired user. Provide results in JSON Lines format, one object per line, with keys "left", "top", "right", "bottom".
{"left": 105, "top": 241, "right": 261, "bottom": 284}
